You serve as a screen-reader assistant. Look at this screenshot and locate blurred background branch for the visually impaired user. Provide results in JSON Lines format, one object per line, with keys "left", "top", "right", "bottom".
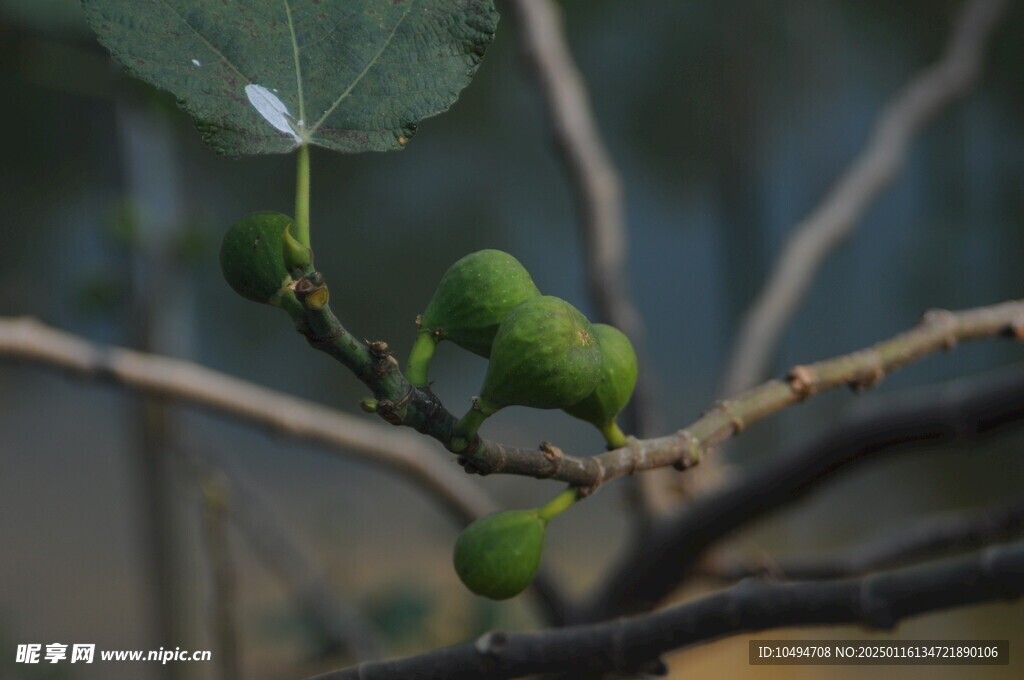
{"left": 0, "top": 315, "right": 497, "bottom": 522}
{"left": 719, "top": 0, "right": 1010, "bottom": 398}
{"left": 704, "top": 493, "right": 1024, "bottom": 581}
{"left": 508, "top": 0, "right": 669, "bottom": 516}
{"left": 305, "top": 539, "right": 1024, "bottom": 680}
{"left": 581, "top": 365, "right": 1024, "bottom": 622}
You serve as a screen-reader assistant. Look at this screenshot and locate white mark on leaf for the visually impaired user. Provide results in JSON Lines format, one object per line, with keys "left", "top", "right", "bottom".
{"left": 244, "top": 84, "right": 302, "bottom": 143}
{"left": 191, "top": 59, "right": 201, "bottom": 67}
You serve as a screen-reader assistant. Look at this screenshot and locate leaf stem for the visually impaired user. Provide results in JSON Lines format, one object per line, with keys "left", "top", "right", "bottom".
{"left": 294, "top": 144, "right": 311, "bottom": 247}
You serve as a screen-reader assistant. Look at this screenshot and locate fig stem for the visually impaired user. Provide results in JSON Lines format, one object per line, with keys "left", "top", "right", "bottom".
{"left": 600, "top": 421, "right": 628, "bottom": 449}
{"left": 406, "top": 331, "right": 438, "bottom": 388}
{"left": 537, "top": 486, "right": 580, "bottom": 522}
{"left": 294, "top": 143, "right": 311, "bottom": 247}
{"left": 453, "top": 404, "right": 491, "bottom": 449}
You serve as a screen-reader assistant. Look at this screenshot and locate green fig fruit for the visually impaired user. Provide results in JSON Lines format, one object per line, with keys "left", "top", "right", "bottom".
{"left": 563, "top": 324, "right": 638, "bottom": 447}
{"left": 453, "top": 296, "right": 602, "bottom": 446}
{"left": 406, "top": 250, "right": 540, "bottom": 387}
{"left": 220, "top": 211, "right": 297, "bottom": 306}
{"left": 453, "top": 509, "right": 547, "bottom": 600}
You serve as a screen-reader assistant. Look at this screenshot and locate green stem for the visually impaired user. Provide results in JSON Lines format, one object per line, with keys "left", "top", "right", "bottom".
{"left": 406, "top": 331, "right": 438, "bottom": 388}
{"left": 537, "top": 486, "right": 581, "bottom": 522}
{"left": 599, "top": 421, "right": 628, "bottom": 449}
{"left": 294, "top": 144, "right": 311, "bottom": 247}
{"left": 452, "top": 405, "right": 491, "bottom": 452}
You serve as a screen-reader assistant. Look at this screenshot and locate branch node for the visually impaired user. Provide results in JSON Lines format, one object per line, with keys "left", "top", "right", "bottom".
{"left": 921, "top": 308, "right": 959, "bottom": 350}
{"left": 375, "top": 384, "right": 415, "bottom": 426}
{"left": 1007, "top": 318, "right": 1024, "bottom": 341}
{"left": 366, "top": 339, "right": 390, "bottom": 356}
{"left": 636, "top": 657, "right": 669, "bottom": 676}
{"left": 458, "top": 439, "right": 504, "bottom": 476}
{"left": 474, "top": 631, "right": 508, "bottom": 657}
{"left": 623, "top": 435, "right": 643, "bottom": 475}
{"left": 848, "top": 349, "right": 886, "bottom": 393}
{"left": 366, "top": 339, "right": 399, "bottom": 379}
{"left": 787, "top": 364, "right": 818, "bottom": 400}
{"left": 538, "top": 441, "right": 564, "bottom": 478}
{"left": 712, "top": 399, "right": 746, "bottom": 434}
{"left": 673, "top": 429, "right": 701, "bottom": 471}
{"left": 858, "top": 576, "right": 896, "bottom": 630}
{"left": 579, "top": 457, "right": 606, "bottom": 497}
{"left": 980, "top": 544, "right": 1021, "bottom": 601}
{"left": 293, "top": 272, "right": 330, "bottom": 310}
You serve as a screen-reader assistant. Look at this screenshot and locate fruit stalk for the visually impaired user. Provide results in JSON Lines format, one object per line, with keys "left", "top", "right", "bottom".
{"left": 406, "top": 331, "right": 439, "bottom": 388}
{"left": 537, "top": 486, "right": 581, "bottom": 522}
{"left": 600, "top": 421, "right": 628, "bottom": 449}
{"left": 452, "top": 401, "right": 495, "bottom": 451}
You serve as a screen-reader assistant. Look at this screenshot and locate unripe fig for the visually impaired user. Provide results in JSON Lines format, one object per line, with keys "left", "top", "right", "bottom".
{"left": 453, "top": 296, "right": 602, "bottom": 446}
{"left": 406, "top": 250, "right": 540, "bottom": 387}
{"left": 220, "top": 211, "right": 297, "bottom": 306}
{"left": 563, "top": 324, "right": 638, "bottom": 447}
{"left": 453, "top": 509, "right": 547, "bottom": 600}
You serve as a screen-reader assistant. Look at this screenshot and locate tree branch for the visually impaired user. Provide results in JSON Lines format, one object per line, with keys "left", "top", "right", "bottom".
{"left": 299, "top": 540, "right": 1024, "bottom": 680}
{"left": 707, "top": 494, "right": 1024, "bottom": 582}
{"left": 0, "top": 316, "right": 496, "bottom": 523}
{"left": 719, "top": 0, "right": 1010, "bottom": 397}
{"left": 582, "top": 363, "right": 1024, "bottom": 621}
{"left": 438, "top": 299, "right": 1024, "bottom": 486}
{"left": 5, "top": 297, "right": 1023, "bottom": 495}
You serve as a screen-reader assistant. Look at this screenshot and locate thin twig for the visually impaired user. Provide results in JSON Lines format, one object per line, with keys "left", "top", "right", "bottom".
{"left": 507, "top": 1, "right": 666, "bottom": 509}
{"left": 0, "top": 316, "right": 496, "bottom": 523}
{"left": 719, "top": 0, "right": 1010, "bottom": 397}
{"left": 507, "top": 0, "right": 643, "bottom": 378}
{"left": 581, "top": 363, "right": 1024, "bottom": 621}
{"left": 707, "top": 494, "right": 1024, "bottom": 582}
{"left": 299, "top": 540, "right": 1024, "bottom": 680}
{"left": 447, "top": 299, "right": 1024, "bottom": 486}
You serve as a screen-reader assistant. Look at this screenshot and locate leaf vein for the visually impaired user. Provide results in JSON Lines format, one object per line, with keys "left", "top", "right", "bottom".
{"left": 160, "top": 1, "right": 254, "bottom": 88}
{"left": 308, "top": 0, "right": 418, "bottom": 135}
{"left": 284, "top": 0, "right": 307, "bottom": 132}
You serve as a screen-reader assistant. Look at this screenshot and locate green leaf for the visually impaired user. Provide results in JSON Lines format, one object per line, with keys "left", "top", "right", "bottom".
{"left": 81, "top": 0, "right": 498, "bottom": 155}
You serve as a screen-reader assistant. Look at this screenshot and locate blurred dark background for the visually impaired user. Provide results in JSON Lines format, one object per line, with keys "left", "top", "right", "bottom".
{"left": 0, "top": 1, "right": 1022, "bottom": 678}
